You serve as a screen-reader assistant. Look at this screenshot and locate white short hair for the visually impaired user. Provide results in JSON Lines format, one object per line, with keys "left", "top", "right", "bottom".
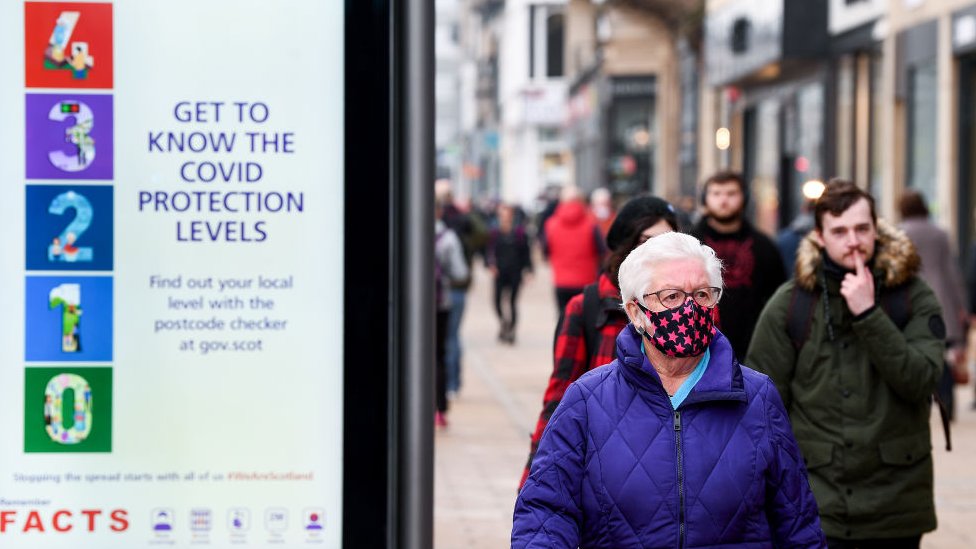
{"left": 618, "top": 232, "right": 723, "bottom": 306}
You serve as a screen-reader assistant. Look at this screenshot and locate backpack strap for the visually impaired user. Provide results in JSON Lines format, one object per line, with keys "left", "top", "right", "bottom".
{"left": 434, "top": 229, "right": 447, "bottom": 303}
{"left": 878, "top": 283, "right": 911, "bottom": 329}
{"left": 786, "top": 286, "right": 819, "bottom": 351}
{"left": 581, "top": 284, "right": 601, "bottom": 366}
{"left": 787, "top": 282, "right": 912, "bottom": 347}
{"left": 932, "top": 390, "right": 953, "bottom": 451}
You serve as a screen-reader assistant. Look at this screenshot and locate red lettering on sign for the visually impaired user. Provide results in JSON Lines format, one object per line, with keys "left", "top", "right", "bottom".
{"left": 110, "top": 509, "right": 128, "bottom": 532}
{"left": 80, "top": 509, "right": 101, "bottom": 532}
{"left": 0, "top": 511, "right": 15, "bottom": 533}
{"left": 52, "top": 510, "right": 73, "bottom": 532}
{"left": 23, "top": 511, "right": 44, "bottom": 532}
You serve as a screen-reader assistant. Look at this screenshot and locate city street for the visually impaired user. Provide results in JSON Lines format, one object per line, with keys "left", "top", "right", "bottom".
{"left": 435, "top": 260, "right": 976, "bottom": 549}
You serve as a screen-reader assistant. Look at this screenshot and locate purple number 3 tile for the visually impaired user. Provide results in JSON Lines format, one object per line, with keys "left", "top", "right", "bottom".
{"left": 26, "top": 93, "right": 113, "bottom": 180}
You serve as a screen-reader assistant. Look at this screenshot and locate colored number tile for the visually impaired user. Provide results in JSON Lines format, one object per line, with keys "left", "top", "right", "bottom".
{"left": 25, "top": 276, "right": 113, "bottom": 362}
{"left": 24, "top": 2, "right": 114, "bottom": 89}
{"left": 26, "top": 93, "right": 113, "bottom": 180}
{"left": 24, "top": 366, "right": 112, "bottom": 453}
{"left": 26, "top": 184, "right": 114, "bottom": 271}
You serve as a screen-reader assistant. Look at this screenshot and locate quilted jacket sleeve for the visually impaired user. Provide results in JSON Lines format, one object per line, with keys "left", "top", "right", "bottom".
{"left": 512, "top": 381, "right": 587, "bottom": 548}
{"left": 520, "top": 293, "right": 588, "bottom": 489}
{"left": 761, "top": 378, "right": 827, "bottom": 548}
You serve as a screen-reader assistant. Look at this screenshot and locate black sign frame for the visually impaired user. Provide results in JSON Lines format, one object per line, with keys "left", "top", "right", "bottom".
{"left": 343, "top": 0, "right": 434, "bottom": 548}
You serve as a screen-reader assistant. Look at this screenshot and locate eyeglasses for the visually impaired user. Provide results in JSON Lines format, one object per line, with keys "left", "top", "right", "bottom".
{"left": 642, "top": 287, "right": 722, "bottom": 310}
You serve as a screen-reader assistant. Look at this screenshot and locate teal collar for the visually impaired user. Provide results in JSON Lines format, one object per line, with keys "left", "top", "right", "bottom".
{"left": 670, "top": 348, "right": 710, "bottom": 409}
{"left": 641, "top": 344, "right": 711, "bottom": 409}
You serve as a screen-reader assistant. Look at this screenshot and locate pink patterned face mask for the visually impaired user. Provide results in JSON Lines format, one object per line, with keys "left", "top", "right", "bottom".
{"left": 634, "top": 298, "right": 715, "bottom": 357}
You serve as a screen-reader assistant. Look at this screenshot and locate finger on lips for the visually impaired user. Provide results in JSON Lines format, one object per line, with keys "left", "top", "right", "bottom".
{"left": 852, "top": 250, "right": 865, "bottom": 276}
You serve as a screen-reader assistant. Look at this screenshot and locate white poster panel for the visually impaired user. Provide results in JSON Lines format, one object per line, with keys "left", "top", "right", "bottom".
{"left": 0, "top": 1, "right": 345, "bottom": 547}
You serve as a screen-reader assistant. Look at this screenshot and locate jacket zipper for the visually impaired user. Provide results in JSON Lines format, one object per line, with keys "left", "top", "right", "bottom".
{"left": 674, "top": 410, "right": 685, "bottom": 549}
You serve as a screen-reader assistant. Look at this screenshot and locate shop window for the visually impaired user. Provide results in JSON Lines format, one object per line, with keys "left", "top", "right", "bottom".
{"left": 538, "top": 127, "right": 561, "bottom": 142}
{"left": 607, "top": 96, "right": 655, "bottom": 195}
{"left": 731, "top": 18, "right": 751, "bottom": 54}
{"left": 743, "top": 99, "right": 781, "bottom": 232}
{"left": 794, "top": 83, "right": 824, "bottom": 193}
{"left": 679, "top": 41, "right": 699, "bottom": 198}
{"left": 529, "top": 5, "right": 564, "bottom": 79}
{"left": 835, "top": 55, "right": 856, "bottom": 180}
{"left": 546, "top": 13, "right": 564, "bottom": 78}
{"left": 907, "top": 63, "right": 937, "bottom": 207}
{"left": 869, "top": 52, "right": 883, "bottom": 200}
{"left": 958, "top": 56, "right": 976, "bottom": 259}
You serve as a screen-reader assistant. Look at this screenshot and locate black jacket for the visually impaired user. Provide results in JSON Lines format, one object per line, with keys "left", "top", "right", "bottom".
{"left": 486, "top": 226, "right": 531, "bottom": 278}
{"left": 690, "top": 218, "right": 786, "bottom": 360}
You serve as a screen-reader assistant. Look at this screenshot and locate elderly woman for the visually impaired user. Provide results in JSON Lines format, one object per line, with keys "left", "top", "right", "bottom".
{"left": 512, "top": 232, "right": 825, "bottom": 548}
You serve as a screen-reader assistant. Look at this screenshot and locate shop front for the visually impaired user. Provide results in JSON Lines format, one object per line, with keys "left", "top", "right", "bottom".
{"left": 704, "top": 0, "right": 829, "bottom": 231}
{"left": 606, "top": 75, "right": 657, "bottom": 197}
{"left": 567, "top": 71, "right": 606, "bottom": 194}
{"left": 827, "top": 0, "right": 885, "bottom": 198}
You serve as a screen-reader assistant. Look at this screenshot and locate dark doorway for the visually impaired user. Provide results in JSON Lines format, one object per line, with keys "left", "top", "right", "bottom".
{"left": 958, "top": 55, "right": 976, "bottom": 265}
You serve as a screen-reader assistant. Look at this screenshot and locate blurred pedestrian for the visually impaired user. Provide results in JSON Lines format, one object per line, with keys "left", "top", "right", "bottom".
{"left": 967, "top": 243, "right": 976, "bottom": 407}
{"left": 674, "top": 194, "right": 700, "bottom": 232}
{"left": 542, "top": 185, "right": 605, "bottom": 313}
{"left": 535, "top": 185, "right": 561, "bottom": 252}
{"left": 748, "top": 179, "right": 943, "bottom": 547}
{"left": 520, "top": 196, "right": 678, "bottom": 488}
{"left": 588, "top": 187, "right": 615, "bottom": 239}
{"left": 691, "top": 170, "right": 786, "bottom": 361}
{"left": 434, "top": 199, "right": 469, "bottom": 428}
{"left": 434, "top": 180, "right": 487, "bottom": 398}
{"left": 486, "top": 203, "right": 533, "bottom": 344}
{"left": 777, "top": 199, "right": 816, "bottom": 277}
{"left": 513, "top": 232, "right": 825, "bottom": 548}
{"left": 899, "top": 190, "right": 969, "bottom": 419}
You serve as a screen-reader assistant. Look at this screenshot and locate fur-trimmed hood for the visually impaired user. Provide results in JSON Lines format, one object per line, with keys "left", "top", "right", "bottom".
{"left": 794, "top": 218, "right": 920, "bottom": 290}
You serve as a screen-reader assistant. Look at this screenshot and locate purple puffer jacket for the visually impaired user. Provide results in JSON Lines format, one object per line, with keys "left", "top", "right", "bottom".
{"left": 513, "top": 325, "right": 826, "bottom": 548}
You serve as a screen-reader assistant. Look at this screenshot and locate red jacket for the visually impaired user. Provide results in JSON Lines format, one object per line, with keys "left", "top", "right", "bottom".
{"left": 520, "top": 273, "right": 626, "bottom": 488}
{"left": 543, "top": 202, "right": 601, "bottom": 288}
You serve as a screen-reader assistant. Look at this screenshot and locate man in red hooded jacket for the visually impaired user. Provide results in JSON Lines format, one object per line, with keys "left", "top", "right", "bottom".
{"left": 542, "top": 185, "right": 605, "bottom": 313}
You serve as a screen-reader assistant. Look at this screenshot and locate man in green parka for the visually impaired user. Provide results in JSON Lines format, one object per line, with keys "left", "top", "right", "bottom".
{"left": 747, "top": 179, "right": 943, "bottom": 548}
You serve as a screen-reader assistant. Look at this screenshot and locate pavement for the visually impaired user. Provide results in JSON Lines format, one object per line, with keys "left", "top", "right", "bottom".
{"left": 434, "top": 260, "right": 976, "bottom": 549}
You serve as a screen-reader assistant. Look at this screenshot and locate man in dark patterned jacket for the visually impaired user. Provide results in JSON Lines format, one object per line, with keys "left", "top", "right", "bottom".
{"left": 690, "top": 170, "right": 786, "bottom": 361}
{"left": 519, "top": 196, "right": 678, "bottom": 488}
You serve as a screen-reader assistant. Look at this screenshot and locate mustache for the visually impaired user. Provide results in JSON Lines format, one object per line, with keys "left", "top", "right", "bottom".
{"left": 709, "top": 211, "right": 742, "bottom": 223}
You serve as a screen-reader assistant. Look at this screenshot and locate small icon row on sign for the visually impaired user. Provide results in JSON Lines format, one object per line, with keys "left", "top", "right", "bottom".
{"left": 151, "top": 507, "right": 325, "bottom": 533}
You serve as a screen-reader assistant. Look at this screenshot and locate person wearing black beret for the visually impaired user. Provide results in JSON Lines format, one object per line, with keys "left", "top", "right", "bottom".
{"left": 519, "top": 195, "right": 679, "bottom": 489}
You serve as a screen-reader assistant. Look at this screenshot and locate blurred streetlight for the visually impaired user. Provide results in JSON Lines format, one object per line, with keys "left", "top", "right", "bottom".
{"left": 802, "top": 179, "right": 826, "bottom": 201}
{"left": 715, "top": 127, "right": 731, "bottom": 150}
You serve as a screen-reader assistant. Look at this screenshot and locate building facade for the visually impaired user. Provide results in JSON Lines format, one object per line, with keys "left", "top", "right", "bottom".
{"left": 702, "top": 0, "right": 830, "bottom": 234}
{"left": 494, "top": 0, "right": 571, "bottom": 207}
{"left": 882, "top": 0, "right": 976, "bottom": 254}
{"left": 436, "top": 0, "right": 464, "bottom": 190}
{"left": 458, "top": 0, "right": 505, "bottom": 202}
{"left": 564, "top": 0, "right": 697, "bottom": 203}
{"left": 701, "top": 0, "right": 976, "bottom": 253}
